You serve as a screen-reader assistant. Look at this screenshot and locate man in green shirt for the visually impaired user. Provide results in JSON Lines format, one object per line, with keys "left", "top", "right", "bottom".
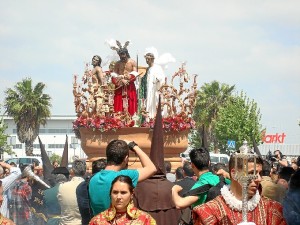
{"left": 172, "top": 147, "right": 228, "bottom": 209}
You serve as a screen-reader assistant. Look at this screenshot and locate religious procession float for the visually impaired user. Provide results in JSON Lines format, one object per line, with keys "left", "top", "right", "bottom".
{"left": 72, "top": 40, "right": 198, "bottom": 170}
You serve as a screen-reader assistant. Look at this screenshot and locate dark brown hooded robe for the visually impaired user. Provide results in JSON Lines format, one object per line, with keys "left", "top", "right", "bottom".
{"left": 133, "top": 96, "right": 181, "bottom": 225}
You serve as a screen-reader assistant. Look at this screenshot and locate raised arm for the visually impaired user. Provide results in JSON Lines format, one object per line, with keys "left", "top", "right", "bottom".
{"left": 172, "top": 184, "right": 198, "bottom": 209}
{"left": 129, "top": 143, "right": 156, "bottom": 182}
{"left": 0, "top": 161, "right": 21, "bottom": 192}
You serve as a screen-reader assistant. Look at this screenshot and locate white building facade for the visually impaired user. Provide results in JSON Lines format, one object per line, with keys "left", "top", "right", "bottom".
{"left": 3, "top": 115, "right": 84, "bottom": 161}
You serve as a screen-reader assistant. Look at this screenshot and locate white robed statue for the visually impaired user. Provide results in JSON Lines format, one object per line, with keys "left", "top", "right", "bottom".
{"left": 139, "top": 47, "right": 175, "bottom": 118}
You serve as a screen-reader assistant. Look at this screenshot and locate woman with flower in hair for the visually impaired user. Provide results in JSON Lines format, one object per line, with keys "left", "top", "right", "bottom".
{"left": 89, "top": 175, "right": 156, "bottom": 225}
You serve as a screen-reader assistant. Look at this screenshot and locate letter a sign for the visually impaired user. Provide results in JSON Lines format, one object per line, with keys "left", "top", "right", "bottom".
{"left": 227, "top": 140, "right": 236, "bottom": 149}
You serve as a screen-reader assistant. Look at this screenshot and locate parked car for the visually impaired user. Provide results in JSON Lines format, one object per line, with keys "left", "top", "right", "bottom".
{"left": 180, "top": 152, "right": 191, "bottom": 162}
{"left": 180, "top": 152, "right": 230, "bottom": 165}
{"left": 210, "top": 153, "right": 230, "bottom": 165}
{"left": 5, "top": 156, "right": 43, "bottom": 168}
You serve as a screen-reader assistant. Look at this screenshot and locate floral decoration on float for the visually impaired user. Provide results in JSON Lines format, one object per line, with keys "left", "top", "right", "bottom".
{"left": 73, "top": 112, "right": 195, "bottom": 137}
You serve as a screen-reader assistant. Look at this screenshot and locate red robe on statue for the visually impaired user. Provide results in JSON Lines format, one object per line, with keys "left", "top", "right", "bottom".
{"left": 111, "top": 74, "right": 137, "bottom": 116}
{"left": 193, "top": 195, "right": 287, "bottom": 225}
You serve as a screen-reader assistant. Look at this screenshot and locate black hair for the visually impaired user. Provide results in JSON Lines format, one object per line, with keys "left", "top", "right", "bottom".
{"left": 274, "top": 150, "right": 283, "bottom": 159}
{"left": 118, "top": 48, "right": 130, "bottom": 58}
{"left": 261, "top": 160, "right": 272, "bottom": 176}
{"left": 110, "top": 175, "right": 134, "bottom": 195}
{"left": 106, "top": 140, "right": 129, "bottom": 166}
{"left": 211, "top": 163, "right": 229, "bottom": 174}
{"left": 183, "top": 161, "right": 194, "bottom": 177}
{"left": 92, "top": 158, "right": 107, "bottom": 174}
{"left": 189, "top": 147, "right": 210, "bottom": 171}
{"left": 278, "top": 166, "right": 295, "bottom": 182}
{"left": 175, "top": 167, "right": 184, "bottom": 180}
{"left": 289, "top": 169, "right": 300, "bottom": 189}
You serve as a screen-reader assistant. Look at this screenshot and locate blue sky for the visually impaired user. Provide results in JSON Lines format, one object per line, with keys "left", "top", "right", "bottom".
{"left": 1, "top": 1, "right": 299, "bottom": 144}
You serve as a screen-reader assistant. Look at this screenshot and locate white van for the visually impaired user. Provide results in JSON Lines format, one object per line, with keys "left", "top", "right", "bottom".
{"left": 210, "top": 153, "right": 230, "bottom": 165}
{"left": 5, "top": 156, "right": 43, "bottom": 167}
{"left": 179, "top": 152, "right": 191, "bottom": 162}
{"left": 180, "top": 152, "right": 230, "bottom": 165}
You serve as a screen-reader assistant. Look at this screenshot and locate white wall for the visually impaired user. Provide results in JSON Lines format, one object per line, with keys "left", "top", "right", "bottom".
{"left": 3, "top": 115, "right": 86, "bottom": 161}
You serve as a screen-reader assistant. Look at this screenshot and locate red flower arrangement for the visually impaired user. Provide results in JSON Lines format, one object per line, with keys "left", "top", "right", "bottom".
{"left": 73, "top": 115, "right": 128, "bottom": 131}
{"left": 73, "top": 113, "right": 195, "bottom": 138}
{"left": 141, "top": 114, "right": 195, "bottom": 132}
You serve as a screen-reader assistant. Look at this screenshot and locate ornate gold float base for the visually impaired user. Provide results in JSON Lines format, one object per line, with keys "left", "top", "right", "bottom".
{"left": 79, "top": 127, "right": 188, "bottom": 172}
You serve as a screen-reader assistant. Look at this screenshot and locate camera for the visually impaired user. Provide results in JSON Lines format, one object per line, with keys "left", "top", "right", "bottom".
{"left": 266, "top": 151, "right": 278, "bottom": 162}
{"left": 270, "top": 155, "right": 278, "bottom": 162}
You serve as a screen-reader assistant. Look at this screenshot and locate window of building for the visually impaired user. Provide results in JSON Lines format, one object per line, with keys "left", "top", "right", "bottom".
{"left": 33, "top": 144, "right": 45, "bottom": 149}
{"left": 13, "top": 128, "right": 73, "bottom": 134}
{"left": 13, "top": 144, "right": 22, "bottom": 149}
{"left": 48, "top": 144, "right": 65, "bottom": 149}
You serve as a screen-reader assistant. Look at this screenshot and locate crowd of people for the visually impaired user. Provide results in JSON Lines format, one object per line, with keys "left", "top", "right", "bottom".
{"left": 0, "top": 144, "right": 299, "bottom": 225}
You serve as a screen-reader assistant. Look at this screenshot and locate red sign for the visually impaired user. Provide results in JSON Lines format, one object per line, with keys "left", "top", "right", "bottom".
{"left": 262, "top": 132, "right": 286, "bottom": 143}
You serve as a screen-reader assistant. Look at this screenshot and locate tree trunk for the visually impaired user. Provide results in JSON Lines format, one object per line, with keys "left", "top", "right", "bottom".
{"left": 25, "top": 141, "right": 34, "bottom": 156}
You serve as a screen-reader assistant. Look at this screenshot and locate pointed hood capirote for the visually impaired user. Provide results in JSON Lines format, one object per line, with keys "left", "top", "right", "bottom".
{"left": 38, "top": 136, "right": 54, "bottom": 184}
{"left": 61, "top": 134, "right": 69, "bottom": 167}
{"left": 252, "top": 137, "right": 262, "bottom": 157}
{"left": 149, "top": 95, "right": 166, "bottom": 175}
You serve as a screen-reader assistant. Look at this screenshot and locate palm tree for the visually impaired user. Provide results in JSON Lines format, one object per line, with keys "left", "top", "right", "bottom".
{"left": 4, "top": 78, "right": 51, "bottom": 155}
{"left": 192, "top": 80, "right": 235, "bottom": 148}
